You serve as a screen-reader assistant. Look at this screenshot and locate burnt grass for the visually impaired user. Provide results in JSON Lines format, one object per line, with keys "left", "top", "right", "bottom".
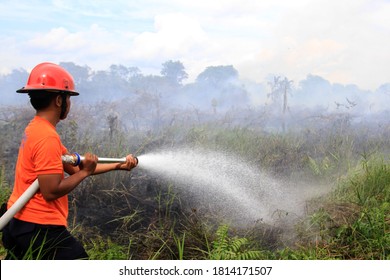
{"left": 68, "top": 171, "right": 286, "bottom": 258}
{"left": 1, "top": 105, "right": 389, "bottom": 259}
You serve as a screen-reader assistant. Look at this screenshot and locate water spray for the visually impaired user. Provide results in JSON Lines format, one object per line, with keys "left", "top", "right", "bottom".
{"left": 0, "top": 154, "right": 138, "bottom": 231}
{"left": 136, "top": 148, "right": 316, "bottom": 226}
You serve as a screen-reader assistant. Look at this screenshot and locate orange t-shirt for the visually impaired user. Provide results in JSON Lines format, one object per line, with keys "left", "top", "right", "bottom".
{"left": 7, "top": 116, "right": 69, "bottom": 226}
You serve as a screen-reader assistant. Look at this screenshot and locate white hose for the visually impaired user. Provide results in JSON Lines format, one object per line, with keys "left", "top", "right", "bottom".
{"left": 0, "top": 155, "right": 129, "bottom": 231}
{"left": 0, "top": 179, "right": 39, "bottom": 231}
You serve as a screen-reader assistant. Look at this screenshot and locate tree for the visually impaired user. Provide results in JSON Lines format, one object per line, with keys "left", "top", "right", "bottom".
{"left": 196, "top": 65, "right": 238, "bottom": 87}
{"left": 268, "top": 76, "right": 293, "bottom": 132}
{"left": 191, "top": 65, "right": 248, "bottom": 111}
{"left": 110, "top": 64, "right": 141, "bottom": 81}
{"left": 160, "top": 60, "right": 188, "bottom": 86}
{"left": 60, "top": 62, "right": 90, "bottom": 84}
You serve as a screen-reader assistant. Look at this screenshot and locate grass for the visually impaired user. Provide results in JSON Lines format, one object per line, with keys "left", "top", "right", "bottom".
{"left": 0, "top": 165, "right": 11, "bottom": 259}
{"left": 0, "top": 165, "right": 11, "bottom": 206}
{"left": 86, "top": 236, "right": 131, "bottom": 260}
{"left": 286, "top": 156, "right": 390, "bottom": 260}
{"left": 1, "top": 110, "right": 389, "bottom": 260}
{"left": 207, "top": 224, "right": 265, "bottom": 260}
{"left": 74, "top": 153, "right": 389, "bottom": 260}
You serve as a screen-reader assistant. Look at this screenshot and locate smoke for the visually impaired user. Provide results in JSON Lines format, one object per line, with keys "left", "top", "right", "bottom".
{"left": 1, "top": 63, "right": 388, "bottom": 113}
{"left": 1, "top": 62, "right": 387, "bottom": 245}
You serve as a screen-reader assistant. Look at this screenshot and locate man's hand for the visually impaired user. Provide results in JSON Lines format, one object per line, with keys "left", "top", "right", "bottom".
{"left": 39, "top": 152, "right": 98, "bottom": 201}
{"left": 79, "top": 153, "right": 98, "bottom": 175}
{"left": 117, "top": 154, "right": 138, "bottom": 171}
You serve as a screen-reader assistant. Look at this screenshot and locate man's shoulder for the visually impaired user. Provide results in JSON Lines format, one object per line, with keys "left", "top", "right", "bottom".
{"left": 28, "top": 117, "right": 59, "bottom": 137}
{"left": 25, "top": 118, "right": 61, "bottom": 148}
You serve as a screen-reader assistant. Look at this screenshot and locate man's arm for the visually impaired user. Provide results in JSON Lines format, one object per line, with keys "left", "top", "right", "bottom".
{"left": 93, "top": 154, "right": 138, "bottom": 174}
{"left": 39, "top": 153, "right": 97, "bottom": 201}
{"left": 63, "top": 154, "right": 137, "bottom": 175}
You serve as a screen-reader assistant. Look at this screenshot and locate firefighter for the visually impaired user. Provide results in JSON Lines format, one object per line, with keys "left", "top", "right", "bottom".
{"left": 1, "top": 62, "right": 138, "bottom": 259}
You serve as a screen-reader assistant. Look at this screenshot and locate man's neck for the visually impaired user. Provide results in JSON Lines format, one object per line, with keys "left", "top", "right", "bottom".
{"left": 36, "top": 110, "right": 60, "bottom": 127}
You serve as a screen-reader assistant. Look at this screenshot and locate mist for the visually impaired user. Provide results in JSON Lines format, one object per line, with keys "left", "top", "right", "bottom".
{"left": 1, "top": 61, "right": 388, "bottom": 134}
{"left": 0, "top": 61, "right": 388, "bottom": 217}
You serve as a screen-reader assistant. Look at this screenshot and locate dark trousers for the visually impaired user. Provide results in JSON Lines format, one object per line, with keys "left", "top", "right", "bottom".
{"left": 1, "top": 218, "right": 88, "bottom": 260}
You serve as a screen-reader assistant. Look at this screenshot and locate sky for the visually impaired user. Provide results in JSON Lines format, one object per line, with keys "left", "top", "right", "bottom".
{"left": 0, "top": 0, "right": 389, "bottom": 91}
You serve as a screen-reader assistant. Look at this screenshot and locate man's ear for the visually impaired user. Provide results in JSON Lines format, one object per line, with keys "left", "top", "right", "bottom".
{"left": 55, "top": 94, "right": 62, "bottom": 107}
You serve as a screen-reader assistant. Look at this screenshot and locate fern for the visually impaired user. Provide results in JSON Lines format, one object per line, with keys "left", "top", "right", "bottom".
{"left": 209, "top": 225, "right": 264, "bottom": 260}
{"left": 307, "top": 156, "right": 334, "bottom": 177}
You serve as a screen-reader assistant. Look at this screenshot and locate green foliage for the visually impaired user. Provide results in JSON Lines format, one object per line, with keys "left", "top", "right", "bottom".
{"left": 155, "top": 184, "right": 178, "bottom": 222}
{"left": 335, "top": 158, "right": 390, "bottom": 259}
{"left": 1, "top": 102, "right": 390, "bottom": 260}
{"left": 0, "top": 237, "right": 6, "bottom": 259}
{"left": 208, "top": 225, "right": 264, "bottom": 260}
{"left": 307, "top": 156, "right": 334, "bottom": 177}
{"left": 173, "top": 231, "right": 186, "bottom": 260}
{"left": 4, "top": 231, "right": 60, "bottom": 260}
{"left": 274, "top": 246, "right": 338, "bottom": 260}
{"left": 0, "top": 165, "right": 11, "bottom": 205}
{"left": 0, "top": 165, "right": 11, "bottom": 259}
{"left": 86, "top": 237, "right": 130, "bottom": 260}
{"left": 67, "top": 155, "right": 390, "bottom": 260}
{"left": 300, "top": 156, "right": 390, "bottom": 259}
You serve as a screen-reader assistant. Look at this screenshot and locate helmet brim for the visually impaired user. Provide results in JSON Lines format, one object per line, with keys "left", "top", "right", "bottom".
{"left": 16, "top": 87, "right": 79, "bottom": 96}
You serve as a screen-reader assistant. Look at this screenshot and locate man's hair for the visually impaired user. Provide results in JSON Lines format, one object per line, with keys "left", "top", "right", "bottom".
{"left": 28, "top": 91, "right": 58, "bottom": 111}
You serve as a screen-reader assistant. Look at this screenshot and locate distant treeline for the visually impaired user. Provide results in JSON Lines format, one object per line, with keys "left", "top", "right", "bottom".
{"left": 1, "top": 61, "right": 389, "bottom": 112}
{"left": 1, "top": 61, "right": 389, "bottom": 135}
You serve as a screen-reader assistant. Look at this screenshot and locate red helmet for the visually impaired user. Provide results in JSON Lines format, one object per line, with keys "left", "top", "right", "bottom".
{"left": 17, "top": 62, "right": 79, "bottom": 96}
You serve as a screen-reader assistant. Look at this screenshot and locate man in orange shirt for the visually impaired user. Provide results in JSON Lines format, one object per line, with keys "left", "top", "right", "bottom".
{"left": 1, "top": 62, "right": 138, "bottom": 259}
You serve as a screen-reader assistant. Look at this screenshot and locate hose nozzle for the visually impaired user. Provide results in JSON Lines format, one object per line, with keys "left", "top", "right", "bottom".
{"left": 61, "top": 153, "right": 82, "bottom": 166}
{"left": 62, "top": 153, "right": 138, "bottom": 166}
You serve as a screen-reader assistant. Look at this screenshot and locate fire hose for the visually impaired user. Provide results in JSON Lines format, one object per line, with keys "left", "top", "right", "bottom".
{"left": 0, "top": 153, "right": 137, "bottom": 231}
